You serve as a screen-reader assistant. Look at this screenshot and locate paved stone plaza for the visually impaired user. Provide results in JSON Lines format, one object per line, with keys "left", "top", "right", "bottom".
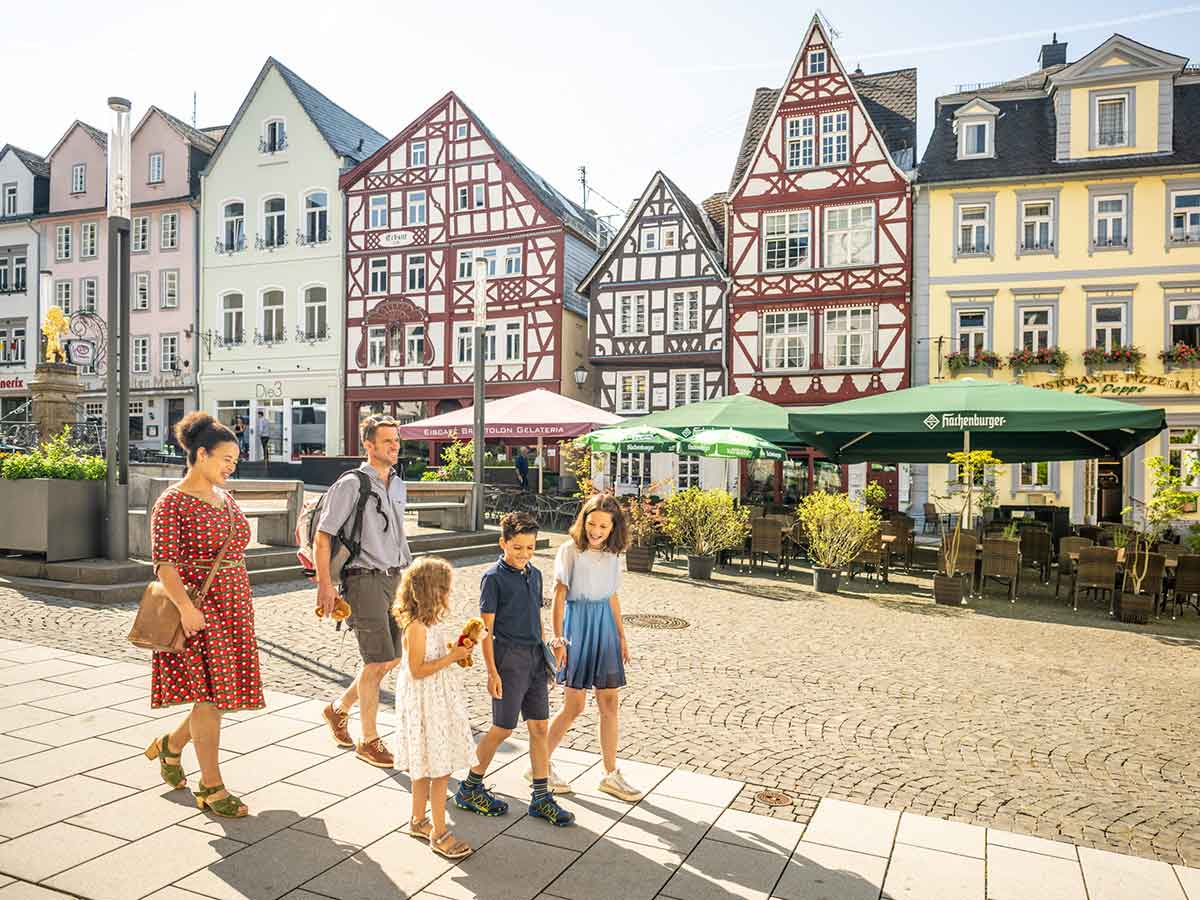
{"left": 0, "top": 531, "right": 1199, "bottom": 880}
{"left": 0, "top": 635, "right": 1198, "bottom": 900}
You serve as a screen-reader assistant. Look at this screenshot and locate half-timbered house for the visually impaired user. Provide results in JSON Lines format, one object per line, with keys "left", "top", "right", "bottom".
{"left": 726, "top": 16, "right": 916, "bottom": 504}
{"left": 339, "top": 92, "right": 599, "bottom": 457}
{"left": 578, "top": 171, "right": 728, "bottom": 493}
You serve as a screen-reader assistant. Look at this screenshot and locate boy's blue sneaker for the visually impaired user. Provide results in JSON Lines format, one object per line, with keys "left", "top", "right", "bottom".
{"left": 454, "top": 782, "right": 509, "bottom": 817}
{"left": 528, "top": 794, "right": 576, "bottom": 827}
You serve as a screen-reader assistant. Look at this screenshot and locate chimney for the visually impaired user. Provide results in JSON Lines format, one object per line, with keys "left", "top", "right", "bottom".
{"left": 1039, "top": 33, "right": 1067, "bottom": 69}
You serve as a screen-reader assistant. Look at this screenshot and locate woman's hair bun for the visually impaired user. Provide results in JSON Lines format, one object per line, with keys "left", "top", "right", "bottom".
{"left": 175, "top": 411, "right": 216, "bottom": 450}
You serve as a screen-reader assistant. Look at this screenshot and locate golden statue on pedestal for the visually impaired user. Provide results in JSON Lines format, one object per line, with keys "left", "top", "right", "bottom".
{"left": 42, "top": 307, "right": 69, "bottom": 364}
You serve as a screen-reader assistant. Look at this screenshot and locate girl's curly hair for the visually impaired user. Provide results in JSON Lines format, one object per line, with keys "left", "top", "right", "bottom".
{"left": 392, "top": 556, "right": 453, "bottom": 628}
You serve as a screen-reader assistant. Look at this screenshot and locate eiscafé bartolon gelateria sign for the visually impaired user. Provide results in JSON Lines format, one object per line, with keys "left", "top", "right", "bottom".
{"left": 1034, "top": 372, "right": 1198, "bottom": 396}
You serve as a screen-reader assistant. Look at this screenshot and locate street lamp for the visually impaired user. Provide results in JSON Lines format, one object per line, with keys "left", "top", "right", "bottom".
{"left": 573, "top": 365, "right": 589, "bottom": 388}
{"left": 105, "top": 96, "right": 132, "bottom": 561}
{"left": 472, "top": 256, "right": 488, "bottom": 531}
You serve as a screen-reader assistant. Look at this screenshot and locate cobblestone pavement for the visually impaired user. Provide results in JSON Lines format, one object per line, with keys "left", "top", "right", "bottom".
{"left": 2, "top": 536, "right": 1199, "bottom": 866}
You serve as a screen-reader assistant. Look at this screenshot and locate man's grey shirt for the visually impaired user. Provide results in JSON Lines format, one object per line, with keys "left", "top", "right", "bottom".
{"left": 316, "top": 462, "right": 412, "bottom": 571}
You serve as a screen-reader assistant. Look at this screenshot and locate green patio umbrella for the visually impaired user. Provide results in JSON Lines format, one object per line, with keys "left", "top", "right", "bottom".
{"left": 575, "top": 424, "right": 681, "bottom": 454}
{"left": 629, "top": 394, "right": 800, "bottom": 446}
{"left": 680, "top": 428, "right": 787, "bottom": 461}
{"left": 787, "top": 379, "right": 1166, "bottom": 463}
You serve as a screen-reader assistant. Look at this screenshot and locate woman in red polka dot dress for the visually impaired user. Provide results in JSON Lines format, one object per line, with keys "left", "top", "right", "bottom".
{"left": 144, "top": 412, "right": 263, "bottom": 818}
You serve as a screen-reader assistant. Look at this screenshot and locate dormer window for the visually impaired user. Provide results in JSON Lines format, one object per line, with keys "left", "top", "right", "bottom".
{"left": 807, "top": 50, "right": 827, "bottom": 75}
{"left": 410, "top": 140, "right": 426, "bottom": 166}
{"left": 1094, "top": 94, "right": 1129, "bottom": 148}
{"left": 3, "top": 184, "right": 16, "bottom": 216}
{"left": 261, "top": 119, "right": 287, "bottom": 154}
{"left": 71, "top": 164, "right": 86, "bottom": 194}
{"left": 954, "top": 100, "right": 999, "bottom": 161}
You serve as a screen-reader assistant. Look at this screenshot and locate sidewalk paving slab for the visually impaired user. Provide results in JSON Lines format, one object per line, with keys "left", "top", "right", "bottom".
{"left": 0, "top": 737, "right": 141, "bottom": 787}
{"left": 218, "top": 715, "right": 321, "bottom": 755}
{"left": 0, "top": 736, "right": 50, "bottom": 766}
{"left": 605, "top": 793, "right": 722, "bottom": 855}
{"left": 69, "top": 784, "right": 209, "bottom": 841}
{"left": 48, "top": 662, "right": 150, "bottom": 689}
{"left": 505, "top": 791, "right": 631, "bottom": 854}
{"left": 177, "top": 827, "right": 356, "bottom": 900}
{"left": 654, "top": 770, "right": 745, "bottom": 809}
{"left": 570, "top": 759, "right": 673, "bottom": 802}
{"left": 283, "top": 752, "right": 395, "bottom": 797}
{"left": 1177, "top": 864, "right": 1200, "bottom": 900}
{"left": 0, "top": 660, "right": 93, "bottom": 686}
{"left": 0, "top": 773, "right": 136, "bottom": 838}
{"left": 543, "top": 835, "right": 683, "bottom": 900}
{"left": 0, "top": 883, "right": 79, "bottom": 900}
{"left": 33, "top": 684, "right": 147, "bottom": 715}
{"left": 895, "top": 812, "right": 985, "bottom": 859}
{"left": 86, "top": 745, "right": 237, "bottom": 792}
{"left": 660, "top": 838, "right": 788, "bottom": 900}
{"left": 217, "top": 746, "right": 329, "bottom": 795}
{"left": 797, "top": 797, "right": 900, "bottom": 859}
{"left": 301, "top": 831, "right": 454, "bottom": 900}
{"left": 10, "top": 708, "right": 150, "bottom": 746}
{"left": 706, "top": 808, "right": 805, "bottom": 858}
{"left": 986, "top": 828, "right": 1079, "bottom": 860}
{"left": 881, "top": 842, "right": 984, "bottom": 900}
{"left": 986, "top": 843, "right": 1088, "bottom": 900}
{"left": 0, "top": 822, "right": 126, "bottom": 882}
{"left": 423, "top": 833, "right": 579, "bottom": 900}
{"left": 0, "top": 682, "right": 75, "bottom": 711}
{"left": 276, "top": 727, "right": 349, "bottom": 759}
{"left": 292, "top": 783, "right": 413, "bottom": 848}
{"left": 1, "top": 707, "right": 65, "bottom": 733}
{"left": 178, "top": 782, "right": 342, "bottom": 845}
{"left": 1079, "top": 845, "right": 1188, "bottom": 900}
{"left": 773, "top": 840, "right": 888, "bottom": 900}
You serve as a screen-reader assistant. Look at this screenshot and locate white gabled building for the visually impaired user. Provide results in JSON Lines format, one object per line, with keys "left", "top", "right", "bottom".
{"left": 0, "top": 145, "right": 49, "bottom": 420}
{"left": 199, "top": 58, "right": 386, "bottom": 464}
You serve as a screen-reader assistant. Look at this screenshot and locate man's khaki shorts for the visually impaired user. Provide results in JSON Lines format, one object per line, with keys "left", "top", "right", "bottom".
{"left": 343, "top": 571, "right": 403, "bottom": 663}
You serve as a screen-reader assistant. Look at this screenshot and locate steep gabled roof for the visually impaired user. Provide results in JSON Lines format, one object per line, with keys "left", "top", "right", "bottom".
{"left": 46, "top": 120, "right": 107, "bottom": 161}
{"left": 203, "top": 57, "right": 387, "bottom": 175}
{"left": 0, "top": 144, "right": 49, "bottom": 179}
{"left": 701, "top": 192, "right": 726, "bottom": 248}
{"left": 142, "top": 106, "right": 219, "bottom": 153}
{"left": 576, "top": 171, "right": 726, "bottom": 294}
{"left": 729, "top": 88, "right": 779, "bottom": 195}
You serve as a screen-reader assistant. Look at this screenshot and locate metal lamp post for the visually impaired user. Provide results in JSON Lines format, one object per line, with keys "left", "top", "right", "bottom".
{"left": 105, "top": 97, "right": 132, "bottom": 561}
{"left": 471, "top": 257, "right": 488, "bottom": 532}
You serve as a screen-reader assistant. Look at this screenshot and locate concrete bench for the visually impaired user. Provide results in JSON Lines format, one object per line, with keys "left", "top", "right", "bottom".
{"left": 404, "top": 481, "right": 476, "bottom": 531}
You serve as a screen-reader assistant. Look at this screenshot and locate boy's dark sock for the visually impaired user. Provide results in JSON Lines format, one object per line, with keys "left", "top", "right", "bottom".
{"left": 531, "top": 777, "right": 550, "bottom": 802}
{"left": 464, "top": 771, "right": 484, "bottom": 789}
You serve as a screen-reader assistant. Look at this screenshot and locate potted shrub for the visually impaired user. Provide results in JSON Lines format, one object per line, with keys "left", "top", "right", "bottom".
{"left": 0, "top": 427, "right": 107, "bottom": 562}
{"left": 1159, "top": 342, "right": 1200, "bottom": 370}
{"left": 945, "top": 350, "right": 1004, "bottom": 375}
{"left": 1121, "top": 456, "right": 1187, "bottom": 623}
{"left": 1007, "top": 346, "right": 1069, "bottom": 374}
{"left": 1083, "top": 346, "right": 1144, "bottom": 371}
{"left": 797, "top": 491, "right": 881, "bottom": 594}
{"left": 934, "top": 449, "right": 1004, "bottom": 605}
{"left": 662, "top": 487, "right": 750, "bottom": 580}
{"left": 624, "top": 495, "right": 661, "bottom": 574}
{"left": 860, "top": 480, "right": 887, "bottom": 512}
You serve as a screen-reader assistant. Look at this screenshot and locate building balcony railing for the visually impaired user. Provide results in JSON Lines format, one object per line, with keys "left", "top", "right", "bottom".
{"left": 215, "top": 236, "right": 246, "bottom": 255}
{"left": 254, "top": 329, "right": 287, "bottom": 346}
{"left": 957, "top": 242, "right": 990, "bottom": 256}
{"left": 295, "top": 228, "right": 330, "bottom": 247}
{"left": 296, "top": 325, "right": 330, "bottom": 344}
{"left": 255, "top": 232, "right": 287, "bottom": 251}
{"left": 1170, "top": 228, "right": 1200, "bottom": 244}
{"left": 0, "top": 286, "right": 28, "bottom": 295}
{"left": 1092, "top": 234, "right": 1129, "bottom": 248}
{"left": 258, "top": 136, "right": 288, "bottom": 154}
{"left": 1019, "top": 239, "right": 1054, "bottom": 251}
{"left": 1097, "top": 130, "right": 1127, "bottom": 147}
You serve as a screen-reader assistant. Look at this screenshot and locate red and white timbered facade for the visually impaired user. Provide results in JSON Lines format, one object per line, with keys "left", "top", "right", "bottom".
{"left": 339, "top": 92, "right": 598, "bottom": 452}
{"left": 726, "top": 18, "right": 915, "bottom": 408}
{"left": 580, "top": 172, "right": 727, "bottom": 417}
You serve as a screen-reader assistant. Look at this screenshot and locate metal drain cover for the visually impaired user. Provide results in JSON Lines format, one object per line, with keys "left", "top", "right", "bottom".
{"left": 622, "top": 614, "right": 690, "bottom": 630}
{"left": 754, "top": 790, "right": 794, "bottom": 807}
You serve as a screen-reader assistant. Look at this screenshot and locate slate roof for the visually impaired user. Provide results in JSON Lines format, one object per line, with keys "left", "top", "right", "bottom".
{"left": 78, "top": 121, "right": 107, "bottom": 149}
{"left": 2, "top": 145, "right": 49, "bottom": 179}
{"left": 271, "top": 59, "right": 388, "bottom": 164}
{"left": 151, "top": 106, "right": 218, "bottom": 153}
{"left": 456, "top": 96, "right": 597, "bottom": 241}
{"left": 702, "top": 192, "right": 726, "bottom": 249}
{"left": 660, "top": 173, "right": 723, "bottom": 261}
{"left": 916, "top": 82, "right": 1200, "bottom": 184}
{"left": 728, "top": 68, "right": 916, "bottom": 193}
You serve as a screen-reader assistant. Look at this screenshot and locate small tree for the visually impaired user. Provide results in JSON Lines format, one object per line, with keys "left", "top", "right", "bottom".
{"left": 860, "top": 480, "right": 887, "bottom": 511}
{"left": 663, "top": 487, "right": 750, "bottom": 558}
{"left": 797, "top": 492, "right": 881, "bottom": 570}
{"left": 1125, "top": 456, "right": 1188, "bottom": 594}
{"left": 625, "top": 495, "right": 663, "bottom": 548}
{"left": 560, "top": 439, "right": 599, "bottom": 498}
{"left": 420, "top": 439, "right": 474, "bottom": 481}
{"left": 936, "top": 449, "right": 1004, "bottom": 578}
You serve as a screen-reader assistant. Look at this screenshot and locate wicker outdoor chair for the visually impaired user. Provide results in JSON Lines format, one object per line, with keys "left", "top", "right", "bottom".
{"left": 850, "top": 531, "right": 887, "bottom": 583}
{"left": 1056, "top": 537, "right": 1093, "bottom": 598}
{"left": 1075, "top": 525, "right": 1104, "bottom": 544}
{"left": 922, "top": 502, "right": 939, "bottom": 535}
{"left": 1122, "top": 552, "right": 1166, "bottom": 619}
{"left": 980, "top": 539, "right": 1021, "bottom": 603}
{"left": 880, "top": 520, "right": 913, "bottom": 571}
{"left": 1169, "top": 554, "right": 1200, "bottom": 618}
{"left": 1020, "top": 528, "right": 1053, "bottom": 583}
{"left": 750, "top": 518, "right": 787, "bottom": 573}
{"left": 1071, "top": 547, "right": 1118, "bottom": 613}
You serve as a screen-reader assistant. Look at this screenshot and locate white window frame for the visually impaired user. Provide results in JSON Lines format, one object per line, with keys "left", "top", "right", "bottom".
{"left": 457, "top": 186, "right": 470, "bottom": 210}
{"left": 12, "top": 255, "right": 25, "bottom": 292}
{"left": 616, "top": 371, "right": 650, "bottom": 415}
{"left": 820, "top": 111, "right": 849, "bottom": 166}
{"left": 148, "top": 152, "right": 164, "bottom": 184}
{"left": 454, "top": 324, "right": 474, "bottom": 365}
{"left": 473, "top": 184, "right": 486, "bottom": 210}
{"left": 639, "top": 227, "right": 659, "bottom": 252}
{"left": 161, "top": 269, "right": 179, "bottom": 310}
{"left": 504, "top": 320, "right": 522, "bottom": 362}
{"left": 503, "top": 245, "right": 522, "bottom": 275}
{"left": 80, "top": 222, "right": 98, "bottom": 259}
{"left": 457, "top": 251, "right": 473, "bottom": 281}
{"left": 956, "top": 308, "right": 989, "bottom": 356}
{"left": 957, "top": 204, "right": 990, "bottom": 256}
{"left": 456, "top": 123, "right": 468, "bottom": 140}
{"left": 669, "top": 289, "right": 701, "bottom": 333}
{"left": 676, "top": 455, "right": 702, "bottom": 490}
{"left": 2, "top": 183, "right": 16, "bottom": 216}
{"left": 406, "top": 254, "right": 426, "bottom": 291}
{"left": 1093, "top": 195, "right": 1127, "bottom": 248}
{"left": 807, "top": 49, "right": 827, "bottom": 75}
{"left": 368, "top": 257, "right": 389, "bottom": 295}
{"left": 368, "top": 326, "right": 387, "bottom": 368}
{"left": 761, "top": 310, "right": 810, "bottom": 371}
{"left": 786, "top": 116, "right": 815, "bottom": 170}
{"left": 55, "top": 224, "right": 72, "bottom": 261}
{"left": 160, "top": 212, "right": 178, "bottom": 250}
{"left": 0, "top": 324, "right": 26, "bottom": 364}
{"left": 304, "top": 190, "right": 328, "bottom": 243}
{"left": 824, "top": 204, "right": 875, "bottom": 268}
{"left": 264, "top": 118, "right": 287, "bottom": 153}
{"left": 132, "top": 336, "right": 150, "bottom": 374}
{"left": 1170, "top": 189, "right": 1200, "bottom": 243}
{"left": 409, "top": 140, "right": 427, "bottom": 166}
{"left": 762, "top": 211, "right": 810, "bottom": 271}
{"left": 1020, "top": 200, "right": 1054, "bottom": 252}
{"left": 670, "top": 370, "right": 703, "bottom": 407}
{"left": 133, "top": 272, "right": 150, "bottom": 310}
{"left": 262, "top": 196, "right": 286, "bottom": 248}
{"left": 304, "top": 285, "right": 328, "bottom": 339}
{"left": 406, "top": 324, "right": 425, "bottom": 367}
{"left": 71, "top": 163, "right": 85, "bottom": 194}
{"left": 55, "top": 280, "right": 72, "bottom": 315}
{"left": 1091, "top": 303, "right": 1127, "bottom": 352}
{"left": 1019, "top": 306, "right": 1052, "bottom": 352}
{"left": 1018, "top": 462, "right": 1052, "bottom": 490}
{"left": 261, "top": 289, "right": 285, "bottom": 342}
{"left": 959, "top": 121, "right": 990, "bottom": 159}
{"left": 221, "top": 293, "right": 244, "bottom": 344}
{"left": 80, "top": 277, "right": 98, "bottom": 314}
{"left": 406, "top": 190, "right": 426, "bottom": 225}
{"left": 825, "top": 307, "right": 873, "bottom": 369}
{"left": 222, "top": 201, "right": 245, "bottom": 251}
{"left": 1094, "top": 94, "right": 1129, "bottom": 148}
{"left": 616, "top": 293, "right": 648, "bottom": 337}
{"left": 368, "top": 195, "right": 389, "bottom": 230}
{"left": 160, "top": 334, "right": 178, "bottom": 373}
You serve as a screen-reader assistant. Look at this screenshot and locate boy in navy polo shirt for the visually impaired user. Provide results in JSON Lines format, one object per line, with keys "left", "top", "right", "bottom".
{"left": 454, "top": 512, "right": 575, "bottom": 827}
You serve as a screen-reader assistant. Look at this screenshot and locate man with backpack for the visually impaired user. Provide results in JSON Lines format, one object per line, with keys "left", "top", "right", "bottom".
{"left": 314, "top": 414, "right": 412, "bottom": 767}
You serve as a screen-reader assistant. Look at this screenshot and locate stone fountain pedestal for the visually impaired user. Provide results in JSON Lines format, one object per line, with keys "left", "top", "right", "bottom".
{"left": 29, "top": 362, "right": 83, "bottom": 443}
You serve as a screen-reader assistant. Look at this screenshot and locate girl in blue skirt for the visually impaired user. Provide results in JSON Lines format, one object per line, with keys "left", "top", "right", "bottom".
{"left": 545, "top": 494, "right": 642, "bottom": 802}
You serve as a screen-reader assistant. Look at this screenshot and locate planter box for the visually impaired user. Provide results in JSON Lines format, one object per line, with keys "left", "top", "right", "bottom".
{"left": 813, "top": 566, "right": 840, "bottom": 594}
{"left": 0, "top": 479, "right": 103, "bottom": 561}
{"left": 1117, "top": 591, "right": 1152, "bottom": 625}
{"left": 934, "top": 574, "right": 965, "bottom": 606}
{"left": 687, "top": 555, "right": 715, "bottom": 580}
{"left": 626, "top": 544, "right": 654, "bottom": 574}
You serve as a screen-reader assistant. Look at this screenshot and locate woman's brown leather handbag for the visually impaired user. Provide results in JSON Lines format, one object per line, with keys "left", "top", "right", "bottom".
{"left": 128, "top": 501, "right": 237, "bottom": 653}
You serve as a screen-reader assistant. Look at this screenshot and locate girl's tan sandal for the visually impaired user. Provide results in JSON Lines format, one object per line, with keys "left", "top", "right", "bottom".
{"left": 193, "top": 783, "right": 248, "bottom": 818}
{"left": 408, "top": 817, "right": 433, "bottom": 841}
{"left": 430, "top": 831, "right": 472, "bottom": 860}
{"left": 144, "top": 734, "right": 186, "bottom": 790}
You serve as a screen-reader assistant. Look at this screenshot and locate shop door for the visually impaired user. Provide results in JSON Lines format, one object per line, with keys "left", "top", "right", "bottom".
{"left": 166, "top": 399, "right": 185, "bottom": 451}
{"left": 868, "top": 462, "right": 901, "bottom": 512}
{"left": 258, "top": 400, "right": 286, "bottom": 461}
{"left": 1098, "top": 461, "right": 1123, "bottom": 522}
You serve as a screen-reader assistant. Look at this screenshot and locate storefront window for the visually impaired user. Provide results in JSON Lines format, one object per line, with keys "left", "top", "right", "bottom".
{"left": 292, "top": 397, "right": 327, "bottom": 458}
{"left": 814, "top": 460, "right": 842, "bottom": 493}
{"left": 782, "top": 460, "right": 807, "bottom": 504}
{"left": 746, "top": 460, "right": 775, "bottom": 502}
{"left": 258, "top": 399, "right": 285, "bottom": 460}
{"left": 1169, "top": 428, "right": 1200, "bottom": 489}
{"left": 216, "top": 400, "right": 250, "bottom": 454}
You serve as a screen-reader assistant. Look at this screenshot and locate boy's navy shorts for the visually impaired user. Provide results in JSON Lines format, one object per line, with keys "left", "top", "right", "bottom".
{"left": 492, "top": 639, "right": 549, "bottom": 729}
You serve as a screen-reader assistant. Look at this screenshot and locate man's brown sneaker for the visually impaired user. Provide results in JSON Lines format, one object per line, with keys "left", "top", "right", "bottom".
{"left": 323, "top": 703, "right": 354, "bottom": 748}
{"left": 356, "top": 736, "right": 394, "bottom": 769}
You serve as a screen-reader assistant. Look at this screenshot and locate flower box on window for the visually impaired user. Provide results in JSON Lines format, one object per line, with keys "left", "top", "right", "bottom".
{"left": 1159, "top": 342, "right": 1200, "bottom": 369}
{"left": 1007, "top": 346, "right": 1068, "bottom": 372}
{"left": 945, "top": 350, "right": 1004, "bottom": 374}
{"left": 1082, "top": 346, "right": 1144, "bottom": 369}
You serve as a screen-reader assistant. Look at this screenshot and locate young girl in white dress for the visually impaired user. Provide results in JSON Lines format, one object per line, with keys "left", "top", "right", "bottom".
{"left": 392, "top": 556, "right": 476, "bottom": 860}
{"left": 545, "top": 494, "right": 642, "bottom": 803}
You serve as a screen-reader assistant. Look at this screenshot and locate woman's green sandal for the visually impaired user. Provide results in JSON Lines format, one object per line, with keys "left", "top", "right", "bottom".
{"left": 144, "top": 734, "right": 186, "bottom": 790}
{"left": 193, "top": 783, "right": 248, "bottom": 818}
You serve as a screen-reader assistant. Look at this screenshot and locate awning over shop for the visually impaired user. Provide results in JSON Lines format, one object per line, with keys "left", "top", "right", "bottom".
{"left": 787, "top": 379, "right": 1167, "bottom": 464}
{"left": 396, "top": 389, "right": 623, "bottom": 442}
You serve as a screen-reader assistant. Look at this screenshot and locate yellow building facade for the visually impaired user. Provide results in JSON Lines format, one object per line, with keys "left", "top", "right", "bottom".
{"left": 915, "top": 34, "right": 1200, "bottom": 523}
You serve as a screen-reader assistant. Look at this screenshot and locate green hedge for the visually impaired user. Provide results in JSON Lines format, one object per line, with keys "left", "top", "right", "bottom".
{"left": 0, "top": 427, "right": 107, "bottom": 481}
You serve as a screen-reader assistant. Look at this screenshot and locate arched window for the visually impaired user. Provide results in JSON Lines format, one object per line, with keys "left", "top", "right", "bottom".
{"left": 263, "top": 118, "right": 287, "bottom": 153}
{"left": 262, "top": 290, "right": 284, "bottom": 342}
{"left": 222, "top": 293, "right": 244, "bottom": 344}
{"left": 304, "top": 286, "right": 327, "bottom": 339}
{"left": 263, "top": 197, "right": 286, "bottom": 248}
{"left": 222, "top": 202, "right": 244, "bottom": 251}
{"left": 305, "top": 191, "right": 329, "bottom": 243}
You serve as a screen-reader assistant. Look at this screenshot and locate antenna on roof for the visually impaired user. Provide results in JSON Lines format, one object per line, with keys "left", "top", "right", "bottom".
{"left": 815, "top": 8, "right": 841, "bottom": 39}
{"left": 192, "top": 92, "right": 197, "bottom": 128}
{"left": 578, "top": 165, "right": 588, "bottom": 209}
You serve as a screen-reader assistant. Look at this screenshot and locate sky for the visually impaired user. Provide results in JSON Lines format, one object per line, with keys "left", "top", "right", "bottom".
{"left": 5, "top": 0, "right": 1200, "bottom": 227}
